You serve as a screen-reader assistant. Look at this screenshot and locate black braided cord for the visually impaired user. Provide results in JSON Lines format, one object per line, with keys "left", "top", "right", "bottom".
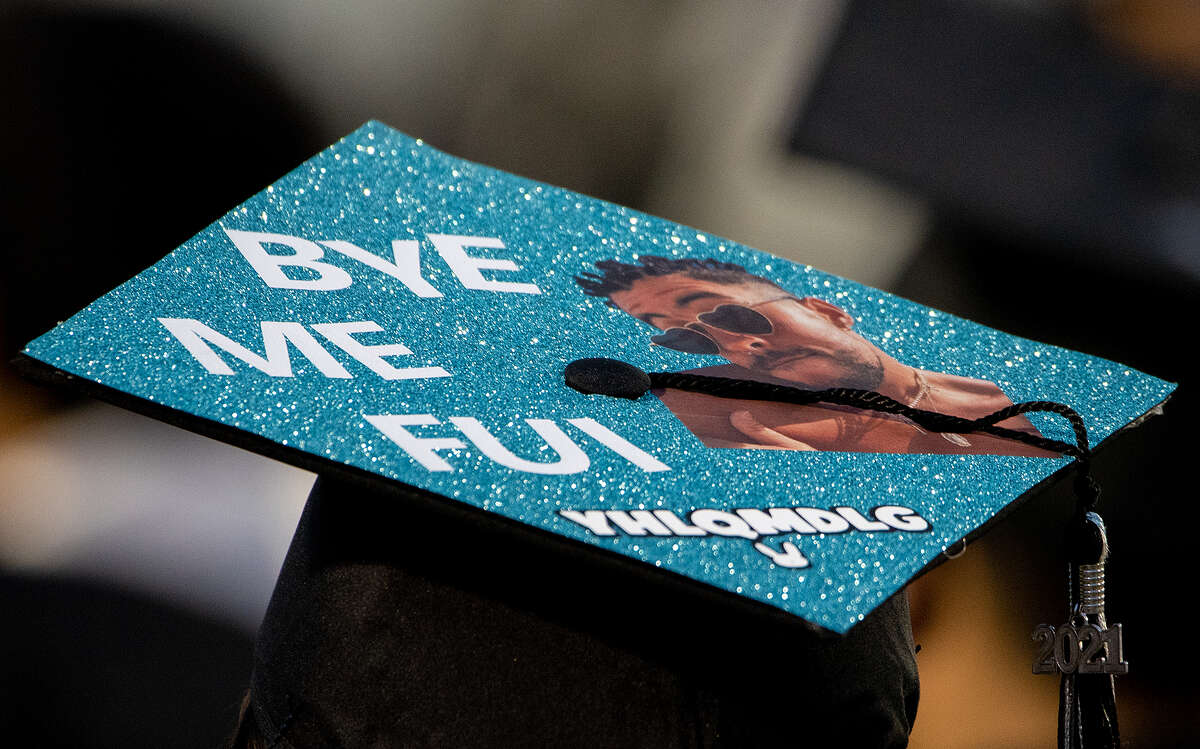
{"left": 649, "top": 371, "right": 1092, "bottom": 458}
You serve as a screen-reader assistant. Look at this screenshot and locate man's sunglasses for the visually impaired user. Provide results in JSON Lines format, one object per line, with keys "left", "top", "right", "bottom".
{"left": 650, "top": 295, "right": 793, "bottom": 355}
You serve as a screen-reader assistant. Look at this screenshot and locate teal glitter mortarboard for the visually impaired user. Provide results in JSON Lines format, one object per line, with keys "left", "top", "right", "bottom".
{"left": 18, "top": 121, "right": 1174, "bottom": 635}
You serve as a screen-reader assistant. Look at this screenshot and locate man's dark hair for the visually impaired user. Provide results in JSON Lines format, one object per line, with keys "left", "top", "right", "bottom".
{"left": 574, "top": 256, "right": 781, "bottom": 307}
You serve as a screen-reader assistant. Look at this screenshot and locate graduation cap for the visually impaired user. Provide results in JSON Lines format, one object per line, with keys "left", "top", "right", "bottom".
{"left": 17, "top": 122, "right": 1173, "bottom": 747}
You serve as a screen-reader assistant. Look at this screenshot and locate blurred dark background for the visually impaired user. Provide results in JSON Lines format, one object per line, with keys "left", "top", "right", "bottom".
{"left": 2, "top": 1, "right": 1195, "bottom": 746}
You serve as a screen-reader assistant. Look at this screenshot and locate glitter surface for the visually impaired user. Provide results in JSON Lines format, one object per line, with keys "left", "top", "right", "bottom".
{"left": 23, "top": 121, "right": 1175, "bottom": 633}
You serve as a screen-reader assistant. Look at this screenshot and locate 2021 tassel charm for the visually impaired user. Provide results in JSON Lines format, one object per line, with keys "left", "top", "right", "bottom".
{"left": 1033, "top": 497, "right": 1126, "bottom": 748}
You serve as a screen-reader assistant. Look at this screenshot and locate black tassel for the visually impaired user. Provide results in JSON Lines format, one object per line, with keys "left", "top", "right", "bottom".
{"left": 1059, "top": 511, "right": 1121, "bottom": 749}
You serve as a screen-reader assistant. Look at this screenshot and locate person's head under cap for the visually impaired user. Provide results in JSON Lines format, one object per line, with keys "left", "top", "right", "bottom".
{"left": 236, "top": 473, "right": 920, "bottom": 747}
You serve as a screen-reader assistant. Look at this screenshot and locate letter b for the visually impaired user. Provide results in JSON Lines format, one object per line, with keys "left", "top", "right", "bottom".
{"left": 224, "top": 228, "right": 352, "bottom": 291}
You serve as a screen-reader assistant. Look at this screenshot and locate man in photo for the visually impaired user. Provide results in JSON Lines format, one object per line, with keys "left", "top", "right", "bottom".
{"left": 576, "top": 256, "right": 1054, "bottom": 456}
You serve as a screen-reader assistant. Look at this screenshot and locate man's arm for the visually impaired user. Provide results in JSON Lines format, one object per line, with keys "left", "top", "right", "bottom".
{"left": 728, "top": 409, "right": 817, "bottom": 450}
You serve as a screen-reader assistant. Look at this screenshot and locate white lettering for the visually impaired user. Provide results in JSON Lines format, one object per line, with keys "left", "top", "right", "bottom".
{"left": 835, "top": 506, "right": 891, "bottom": 532}
{"left": 653, "top": 510, "right": 707, "bottom": 536}
{"left": 795, "top": 508, "right": 851, "bottom": 534}
{"left": 605, "top": 510, "right": 672, "bottom": 536}
{"left": 753, "top": 541, "right": 810, "bottom": 568}
{"left": 224, "top": 228, "right": 352, "bottom": 291}
{"left": 319, "top": 239, "right": 442, "bottom": 298}
{"left": 689, "top": 509, "right": 758, "bottom": 540}
{"left": 559, "top": 510, "right": 617, "bottom": 536}
{"left": 312, "top": 321, "right": 449, "bottom": 381}
{"left": 427, "top": 234, "right": 541, "bottom": 295}
{"left": 158, "top": 318, "right": 351, "bottom": 378}
{"left": 449, "top": 417, "right": 589, "bottom": 474}
{"left": 365, "top": 414, "right": 465, "bottom": 471}
{"left": 735, "top": 508, "right": 817, "bottom": 536}
{"left": 874, "top": 505, "right": 930, "bottom": 532}
{"left": 567, "top": 418, "right": 670, "bottom": 472}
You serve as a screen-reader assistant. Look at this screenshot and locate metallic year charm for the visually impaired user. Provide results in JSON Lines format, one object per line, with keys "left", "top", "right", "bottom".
{"left": 1032, "top": 621, "right": 1128, "bottom": 675}
{"left": 1033, "top": 560, "right": 1129, "bottom": 675}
